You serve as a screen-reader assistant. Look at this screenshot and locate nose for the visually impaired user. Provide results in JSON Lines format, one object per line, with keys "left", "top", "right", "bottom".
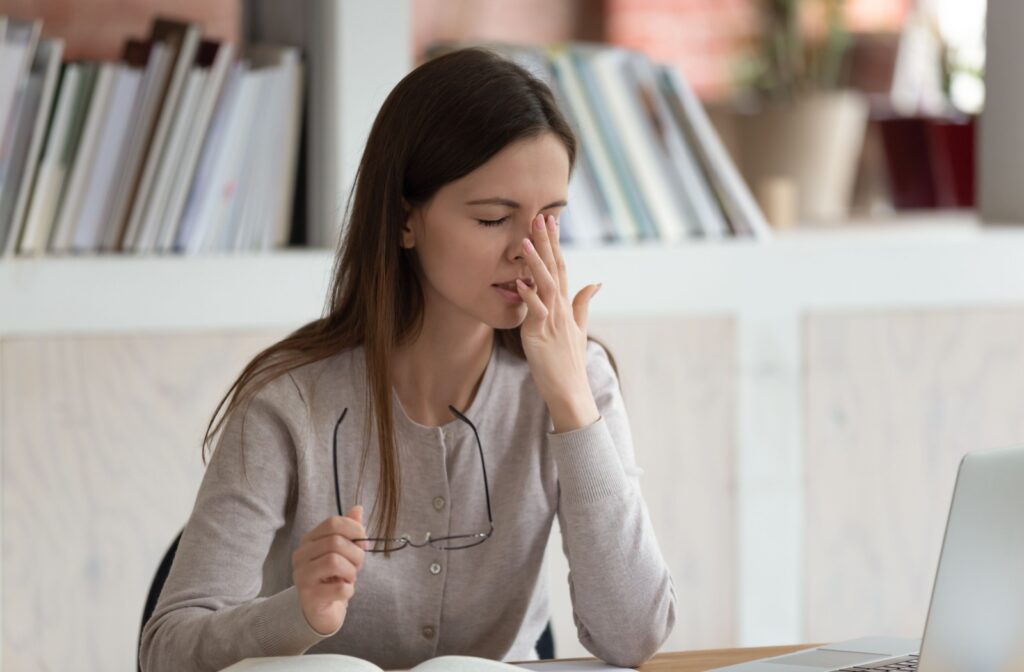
{"left": 511, "top": 214, "right": 541, "bottom": 260}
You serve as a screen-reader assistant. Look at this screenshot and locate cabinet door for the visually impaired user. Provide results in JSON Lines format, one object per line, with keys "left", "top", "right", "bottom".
{"left": 804, "top": 308, "right": 1024, "bottom": 643}
{"left": 1, "top": 331, "right": 283, "bottom": 672}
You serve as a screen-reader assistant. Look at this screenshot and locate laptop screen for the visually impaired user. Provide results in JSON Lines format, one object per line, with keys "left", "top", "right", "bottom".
{"left": 918, "top": 447, "right": 1024, "bottom": 670}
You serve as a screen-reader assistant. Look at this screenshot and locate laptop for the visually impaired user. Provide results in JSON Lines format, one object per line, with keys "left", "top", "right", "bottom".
{"left": 710, "top": 445, "right": 1024, "bottom": 672}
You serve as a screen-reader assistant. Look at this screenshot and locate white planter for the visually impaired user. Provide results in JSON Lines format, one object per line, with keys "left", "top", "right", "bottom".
{"left": 736, "top": 90, "right": 869, "bottom": 223}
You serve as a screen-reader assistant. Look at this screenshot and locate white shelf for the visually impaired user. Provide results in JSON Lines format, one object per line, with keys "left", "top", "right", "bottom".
{"left": 4, "top": 222, "right": 1024, "bottom": 336}
{"left": 1, "top": 250, "right": 337, "bottom": 335}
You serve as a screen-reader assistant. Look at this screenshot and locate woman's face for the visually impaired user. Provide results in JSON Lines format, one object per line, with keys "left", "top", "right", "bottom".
{"left": 401, "top": 132, "right": 570, "bottom": 331}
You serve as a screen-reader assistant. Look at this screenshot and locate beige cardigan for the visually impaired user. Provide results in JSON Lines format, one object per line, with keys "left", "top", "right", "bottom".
{"left": 140, "top": 339, "right": 676, "bottom": 671}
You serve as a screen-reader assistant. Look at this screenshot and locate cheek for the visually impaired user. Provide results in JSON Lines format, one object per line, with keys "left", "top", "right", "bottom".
{"left": 419, "top": 231, "right": 497, "bottom": 291}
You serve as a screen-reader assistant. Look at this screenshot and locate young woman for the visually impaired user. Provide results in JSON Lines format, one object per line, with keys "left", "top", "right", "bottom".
{"left": 140, "top": 47, "right": 675, "bottom": 672}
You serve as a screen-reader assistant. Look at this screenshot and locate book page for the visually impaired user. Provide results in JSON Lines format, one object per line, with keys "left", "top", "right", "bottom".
{"left": 406, "top": 655, "right": 523, "bottom": 671}
{"left": 219, "top": 654, "right": 381, "bottom": 672}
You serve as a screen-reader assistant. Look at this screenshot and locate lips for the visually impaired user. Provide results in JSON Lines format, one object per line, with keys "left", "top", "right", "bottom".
{"left": 492, "top": 278, "right": 533, "bottom": 291}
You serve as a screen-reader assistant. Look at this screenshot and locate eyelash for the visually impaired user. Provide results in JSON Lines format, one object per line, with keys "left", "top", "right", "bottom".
{"left": 478, "top": 211, "right": 561, "bottom": 227}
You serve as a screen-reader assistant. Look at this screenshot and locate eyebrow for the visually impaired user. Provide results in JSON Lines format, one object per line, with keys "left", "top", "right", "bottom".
{"left": 465, "top": 197, "right": 568, "bottom": 209}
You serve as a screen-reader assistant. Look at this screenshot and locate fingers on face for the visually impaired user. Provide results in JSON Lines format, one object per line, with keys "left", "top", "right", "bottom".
{"left": 548, "top": 216, "right": 569, "bottom": 293}
{"left": 525, "top": 214, "right": 559, "bottom": 301}
{"left": 517, "top": 277, "right": 549, "bottom": 319}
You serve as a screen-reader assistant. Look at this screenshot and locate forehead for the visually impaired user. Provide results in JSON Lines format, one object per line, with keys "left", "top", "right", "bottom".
{"left": 446, "top": 134, "right": 570, "bottom": 201}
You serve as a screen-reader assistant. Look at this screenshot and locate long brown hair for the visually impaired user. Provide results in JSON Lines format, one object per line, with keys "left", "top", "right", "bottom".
{"left": 202, "top": 47, "right": 618, "bottom": 548}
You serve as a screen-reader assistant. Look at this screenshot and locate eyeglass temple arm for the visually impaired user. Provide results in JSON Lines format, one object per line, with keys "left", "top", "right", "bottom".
{"left": 334, "top": 405, "right": 492, "bottom": 529}
{"left": 448, "top": 404, "right": 494, "bottom": 526}
{"left": 332, "top": 408, "right": 348, "bottom": 518}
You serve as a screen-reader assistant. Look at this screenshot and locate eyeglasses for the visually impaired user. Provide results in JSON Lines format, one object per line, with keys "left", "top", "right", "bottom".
{"left": 332, "top": 405, "right": 494, "bottom": 552}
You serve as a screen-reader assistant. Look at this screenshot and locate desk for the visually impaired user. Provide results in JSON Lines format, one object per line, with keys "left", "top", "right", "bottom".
{"left": 642, "top": 645, "right": 818, "bottom": 670}
{"left": 526, "top": 644, "right": 817, "bottom": 671}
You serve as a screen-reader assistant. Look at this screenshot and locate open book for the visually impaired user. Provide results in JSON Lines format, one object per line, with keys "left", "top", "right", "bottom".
{"left": 220, "top": 654, "right": 632, "bottom": 671}
{"left": 220, "top": 654, "right": 512, "bottom": 671}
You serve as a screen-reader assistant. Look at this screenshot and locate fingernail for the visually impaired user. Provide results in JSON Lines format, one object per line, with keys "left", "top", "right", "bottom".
{"left": 547, "top": 216, "right": 555, "bottom": 230}
{"left": 523, "top": 238, "right": 534, "bottom": 253}
{"left": 534, "top": 217, "right": 544, "bottom": 231}
{"left": 595, "top": 283, "right": 603, "bottom": 295}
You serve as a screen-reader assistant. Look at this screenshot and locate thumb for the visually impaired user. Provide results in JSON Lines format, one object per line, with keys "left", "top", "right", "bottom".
{"left": 346, "top": 505, "right": 369, "bottom": 552}
{"left": 572, "top": 283, "right": 602, "bottom": 329}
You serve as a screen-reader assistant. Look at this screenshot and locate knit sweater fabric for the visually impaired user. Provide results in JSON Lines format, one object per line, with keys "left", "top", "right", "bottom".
{"left": 140, "top": 338, "right": 676, "bottom": 672}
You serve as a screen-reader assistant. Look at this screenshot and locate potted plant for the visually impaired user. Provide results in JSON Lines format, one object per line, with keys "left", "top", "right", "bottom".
{"left": 732, "top": 0, "right": 869, "bottom": 223}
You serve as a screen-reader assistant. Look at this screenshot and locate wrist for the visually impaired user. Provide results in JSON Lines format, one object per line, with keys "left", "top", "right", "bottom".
{"left": 547, "top": 389, "right": 600, "bottom": 434}
{"left": 304, "top": 604, "right": 345, "bottom": 637}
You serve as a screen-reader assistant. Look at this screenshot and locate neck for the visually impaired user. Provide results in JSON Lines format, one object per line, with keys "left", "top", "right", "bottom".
{"left": 391, "top": 318, "right": 494, "bottom": 427}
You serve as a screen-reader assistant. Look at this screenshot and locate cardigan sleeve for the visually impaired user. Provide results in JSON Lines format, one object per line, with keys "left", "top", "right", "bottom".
{"left": 546, "top": 339, "right": 677, "bottom": 668}
{"left": 139, "top": 373, "right": 334, "bottom": 672}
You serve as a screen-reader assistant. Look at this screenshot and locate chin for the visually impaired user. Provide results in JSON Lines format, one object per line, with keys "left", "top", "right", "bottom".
{"left": 484, "top": 307, "right": 527, "bottom": 331}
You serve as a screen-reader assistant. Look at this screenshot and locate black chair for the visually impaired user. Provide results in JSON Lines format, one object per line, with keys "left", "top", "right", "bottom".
{"left": 138, "top": 530, "right": 183, "bottom": 672}
{"left": 139, "top": 530, "right": 555, "bottom": 670}
{"left": 535, "top": 619, "right": 555, "bottom": 660}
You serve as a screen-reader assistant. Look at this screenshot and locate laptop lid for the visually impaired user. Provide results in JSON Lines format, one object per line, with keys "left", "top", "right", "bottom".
{"left": 917, "top": 445, "right": 1024, "bottom": 670}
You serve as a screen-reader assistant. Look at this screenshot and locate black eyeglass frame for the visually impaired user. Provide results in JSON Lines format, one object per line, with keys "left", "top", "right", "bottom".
{"left": 332, "top": 405, "right": 494, "bottom": 552}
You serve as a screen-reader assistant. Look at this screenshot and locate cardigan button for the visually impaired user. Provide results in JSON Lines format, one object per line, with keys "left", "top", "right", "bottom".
{"left": 422, "top": 625, "right": 436, "bottom": 639}
{"left": 429, "top": 562, "right": 442, "bottom": 575}
{"left": 433, "top": 496, "right": 446, "bottom": 511}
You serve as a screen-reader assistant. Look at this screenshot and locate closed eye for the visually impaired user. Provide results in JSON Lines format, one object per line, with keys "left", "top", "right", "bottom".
{"left": 477, "top": 217, "right": 509, "bottom": 227}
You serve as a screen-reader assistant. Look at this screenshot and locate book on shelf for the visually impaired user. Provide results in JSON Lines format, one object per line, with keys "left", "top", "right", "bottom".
{"left": 120, "top": 18, "right": 202, "bottom": 252}
{"left": 16, "top": 61, "right": 95, "bottom": 255}
{"left": 429, "top": 40, "right": 771, "bottom": 247}
{"left": 570, "top": 43, "right": 657, "bottom": 243}
{"left": 0, "top": 18, "right": 42, "bottom": 251}
{"left": 547, "top": 46, "right": 630, "bottom": 245}
{"left": 129, "top": 39, "right": 201, "bottom": 252}
{"left": 0, "top": 35, "right": 63, "bottom": 256}
{"left": 102, "top": 37, "right": 173, "bottom": 252}
{"left": 0, "top": 13, "right": 304, "bottom": 259}
{"left": 69, "top": 57, "right": 142, "bottom": 252}
{"left": 48, "top": 61, "right": 116, "bottom": 253}
{"left": 175, "top": 44, "right": 301, "bottom": 255}
{"left": 0, "top": 18, "right": 42, "bottom": 146}
{"left": 151, "top": 39, "right": 235, "bottom": 253}
{"left": 657, "top": 67, "right": 772, "bottom": 239}
{"left": 627, "top": 52, "right": 728, "bottom": 240}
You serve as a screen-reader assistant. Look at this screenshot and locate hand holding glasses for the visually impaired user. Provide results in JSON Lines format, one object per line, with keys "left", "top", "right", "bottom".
{"left": 332, "top": 405, "right": 494, "bottom": 553}
{"left": 291, "top": 503, "right": 368, "bottom": 636}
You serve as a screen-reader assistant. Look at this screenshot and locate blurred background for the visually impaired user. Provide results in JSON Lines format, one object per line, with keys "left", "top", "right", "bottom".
{"left": 0, "top": 0, "right": 987, "bottom": 234}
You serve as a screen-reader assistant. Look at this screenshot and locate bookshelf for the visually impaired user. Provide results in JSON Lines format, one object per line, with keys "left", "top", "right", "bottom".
{"left": 0, "top": 2, "right": 411, "bottom": 257}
